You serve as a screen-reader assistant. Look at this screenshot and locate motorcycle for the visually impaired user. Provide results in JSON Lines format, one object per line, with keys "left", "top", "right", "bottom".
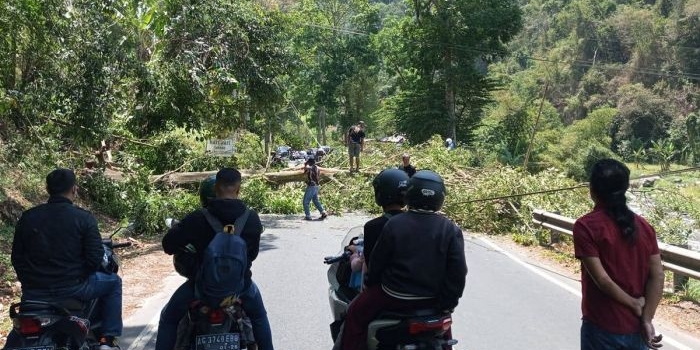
{"left": 173, "top": 298, "right": 255, "bottom": 350}
{"left": 3, "top": 225, "right": 133, "bottom": 350}
{"left": 269, "top": 146, "right": 291, "bottom": 168}
{"left": 324, "top": 226, "right": 457, "bottom": 350}
{"left": 166, "top": 219, "right": 256, "bottom": 350}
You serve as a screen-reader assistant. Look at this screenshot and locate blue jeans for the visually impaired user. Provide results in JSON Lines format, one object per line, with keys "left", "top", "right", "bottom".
{"left": 20, "top": 272, "right": 123, "bottom": 337}
{"left": 303, "top": 185, "right": 325, "bottom": 218}
{"left": 156, "top": 279, "right": 274, "bottom": 350}
{"left": 581, "top": 321, "right": 646, "bottom": 350}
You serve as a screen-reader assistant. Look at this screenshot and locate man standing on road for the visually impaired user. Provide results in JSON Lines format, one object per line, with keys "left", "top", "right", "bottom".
{"left": 574, "top": 159, "right": 664, "bottom": 350}
{"left": 303, "top": 157, "right": 328, "bottom": 221}
{"left": 345, "top": 121, "right": 366, "bottom": 173}
{"left": 10, "top": 168, "right": 123, "bottom": 350}
{"left": 157, "top": 168, "right": 274, "bottom": 350}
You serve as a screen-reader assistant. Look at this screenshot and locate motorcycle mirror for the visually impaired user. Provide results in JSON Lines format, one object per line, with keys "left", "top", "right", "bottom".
{"left": 111, "top": 222, "right": 137, "bottom": 239}
{"left": 165, "top": 218, "right": 178, "bottom": 229}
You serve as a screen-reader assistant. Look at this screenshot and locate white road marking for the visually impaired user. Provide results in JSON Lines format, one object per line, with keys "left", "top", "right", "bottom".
{"left": 479, "top": 237, "right": 693, "bottom": 350}
{"left": 126, "top": 311, "right": 160, "bottom": 350}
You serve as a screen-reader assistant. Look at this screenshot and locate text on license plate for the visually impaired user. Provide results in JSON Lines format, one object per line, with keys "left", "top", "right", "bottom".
{"left": 11, "top": 347, "right": 55, "bottom": 350}
{"left": 195, "top": 333, "right": 240, "bottom": 350}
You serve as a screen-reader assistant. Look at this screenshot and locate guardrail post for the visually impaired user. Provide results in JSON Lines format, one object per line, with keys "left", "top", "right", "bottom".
{"left": 673, "top": 273, "right": 689, "bottom": 293}
{"left": 549, "top": 211, "right": 561, "bottom": 245}
{"left": 672, "top": 243, "right": 690, "bottom": 292}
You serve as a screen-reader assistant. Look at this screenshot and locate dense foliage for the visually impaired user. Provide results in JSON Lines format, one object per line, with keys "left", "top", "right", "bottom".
{"left": 1, "top": 0, "right": 700, "bottom": 297}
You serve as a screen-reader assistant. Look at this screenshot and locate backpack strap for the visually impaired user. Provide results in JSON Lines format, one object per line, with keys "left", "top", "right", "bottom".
{"left": 233, "top": 209, "right": 250, "bottom": 236}
{"left": 383, "top": 212, "right": 394, "bottom": 220}
{"left": 201, "top": 208, "right": 224, "bottom": 232}
{"left": 201, "top": 208, "right": 250, "bottom": 235}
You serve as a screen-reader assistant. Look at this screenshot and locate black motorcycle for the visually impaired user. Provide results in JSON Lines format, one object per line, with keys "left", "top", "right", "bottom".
{"left": 3, "top": 226, "right": 133, "bottom": 350}
{"left": 174, "top": 298, "right": 255, "bottom": 350}
{"left": 324, "top": 226, "right": 457, "bottom": 350}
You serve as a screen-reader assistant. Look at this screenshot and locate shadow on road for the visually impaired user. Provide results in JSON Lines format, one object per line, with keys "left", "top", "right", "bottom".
{"left": 261, "top": 215, "right": 303, "bottom": 229}
{"left": 260, "top": 233, "right": 279, "bottom": 252}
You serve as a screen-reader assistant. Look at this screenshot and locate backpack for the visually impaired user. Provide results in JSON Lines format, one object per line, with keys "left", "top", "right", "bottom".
{"left": 196, "top": 208, "right": 250, "bottom": 307}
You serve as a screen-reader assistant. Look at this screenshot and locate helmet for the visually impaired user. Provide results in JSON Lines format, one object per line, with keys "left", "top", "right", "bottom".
{"left": 199, "top": 174, "right": 216, "bottom": 208}
{"left": 372, "top": 168, "right": 410, "bottom": 207}
{"left": 405, "top": 170, "right": 446, "bottom": 211}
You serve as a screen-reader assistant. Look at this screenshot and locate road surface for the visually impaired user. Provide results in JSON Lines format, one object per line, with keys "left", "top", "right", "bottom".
{"left": 121, "top": 214, "right": 700, "bottom": 350}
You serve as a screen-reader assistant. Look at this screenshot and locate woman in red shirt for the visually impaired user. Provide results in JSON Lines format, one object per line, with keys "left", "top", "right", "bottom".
{"left": 573, "top": 158, "right": 664, "bottom": 350}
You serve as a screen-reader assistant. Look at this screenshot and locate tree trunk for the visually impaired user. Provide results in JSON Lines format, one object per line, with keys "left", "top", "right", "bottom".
{"left": 320, "top": 105, "right": 327, "bottom": 145}
{"left": 445, "top": 47, "right": 457, "bottom": 143}
{"left": 264, "top": 117, "right": 271, "bottom": 156}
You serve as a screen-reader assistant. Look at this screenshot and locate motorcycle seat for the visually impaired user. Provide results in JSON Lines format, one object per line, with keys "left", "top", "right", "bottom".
{"left": 19, "top": 299, "right": 85, "bottom": 313}
{"left": 376, "top": 308, "right": 443, "bottom": 320}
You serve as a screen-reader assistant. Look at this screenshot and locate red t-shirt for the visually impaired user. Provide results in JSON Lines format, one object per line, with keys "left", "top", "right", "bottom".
{"left": 573, "top": 206, "right": 660, "bottom": 334}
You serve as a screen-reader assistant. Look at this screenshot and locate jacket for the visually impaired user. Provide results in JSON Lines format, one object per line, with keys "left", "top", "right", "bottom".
{"left": 366, "top": 210, "right": 467, "bottom": 309}
{"left": 162, "top": 198, "right": 263, "bottom": 282}
{"left": 11, "top": 196, "right": 104, "bottom": 290}
{"left": 362, "top": 210, "right": 404, "bottom": 269}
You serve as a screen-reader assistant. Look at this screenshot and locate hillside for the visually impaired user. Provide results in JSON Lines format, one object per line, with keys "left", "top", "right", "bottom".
{"left": 1, "top": 0, "right": 699, "bottom": 329}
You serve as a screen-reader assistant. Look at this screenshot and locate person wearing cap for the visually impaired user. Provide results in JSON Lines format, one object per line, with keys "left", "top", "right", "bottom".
{"left": 302, "top": 157, "right": 328, "bottom": 221}
{"left": 10, "top": 168, "right": 123, "bottom": 350}
{"left": 398, "top": 153, "right": 416, "bottom": 177}
{"left": 345, "top": 121, "right": 366, "bottom": 173}
{"left": 158, "top": 168, "right": 274, "bottom": 350}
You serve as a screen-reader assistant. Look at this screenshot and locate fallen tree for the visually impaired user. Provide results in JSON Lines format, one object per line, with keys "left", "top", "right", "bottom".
{"left": 98, "top": 166, "right": 348, "bottom": 186}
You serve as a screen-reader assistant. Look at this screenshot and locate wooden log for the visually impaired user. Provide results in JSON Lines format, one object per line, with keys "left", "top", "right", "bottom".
{"left": 100, "top": 167, "right": 348, "bottom": 186}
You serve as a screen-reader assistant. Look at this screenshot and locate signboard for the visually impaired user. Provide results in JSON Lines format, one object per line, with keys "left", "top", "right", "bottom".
{"left": 206, "top": 139, "right": 235, "bottom": 157}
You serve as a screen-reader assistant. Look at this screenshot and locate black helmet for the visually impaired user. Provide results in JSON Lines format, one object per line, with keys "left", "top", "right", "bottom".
{"left": 405, "top": 170, "right": 446, "bottom": 211}
{"left": 199, "top": 174, "right": 216, "bottom": 208}
{"left": 372, "top": 168, "right": 409, "bottom": 207}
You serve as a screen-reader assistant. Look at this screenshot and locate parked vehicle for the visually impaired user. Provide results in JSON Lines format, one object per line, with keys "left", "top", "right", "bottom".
{"left": 3, "top": 226, "right": 133, "bottom": 350}
{"left": 307, "top": 146, "right": 332, "bottom": 162}
{"left": 323, "top": 226, "right": 457, "bottom": 350}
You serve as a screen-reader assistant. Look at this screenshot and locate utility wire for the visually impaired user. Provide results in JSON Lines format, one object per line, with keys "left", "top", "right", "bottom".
{"left": 298, "top": 22, "right": 700, "bottom": 82}
{"left": 451, "top": 166, "right": 700, "bottom": 205}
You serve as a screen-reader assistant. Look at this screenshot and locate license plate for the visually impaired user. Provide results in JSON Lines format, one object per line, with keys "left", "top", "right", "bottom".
{"left": 10, "top": 347, "right": 55, "bottom": 350}
{"left": 195, "top": 333, "right": 240, "bottom": 350}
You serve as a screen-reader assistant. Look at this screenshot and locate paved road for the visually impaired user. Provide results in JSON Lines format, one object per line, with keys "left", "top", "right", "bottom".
{"left": 122, "top": 214, "right": 700, "bottom": 350}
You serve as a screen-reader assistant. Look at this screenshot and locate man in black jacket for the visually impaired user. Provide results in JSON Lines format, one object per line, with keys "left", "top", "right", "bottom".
{"left": 155, "top": 168, "right": 274, "bottom": 350}
{"left": 398, "top": 153, "right": 416, "bottom": 177}
{"left": 11, "top": 168, "right": 123, "bottom": 350}
{"left": 340, "top": 170, "right": 467, "bottom": 350}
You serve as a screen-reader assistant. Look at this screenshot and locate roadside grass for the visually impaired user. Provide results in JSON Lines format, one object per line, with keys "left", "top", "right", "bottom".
{"left": 683, "top": 279, "right": 700, "bottom": 303}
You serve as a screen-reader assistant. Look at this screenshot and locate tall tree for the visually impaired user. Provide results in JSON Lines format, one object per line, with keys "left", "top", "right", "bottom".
{"left": 379, "top": 0, "right": 522, "bottom": 144}
{"left": 131, "top": 0, "right": 294, "bottom": 137}
{"left": 289, "top": 0, "right": 380, "bottom": 145}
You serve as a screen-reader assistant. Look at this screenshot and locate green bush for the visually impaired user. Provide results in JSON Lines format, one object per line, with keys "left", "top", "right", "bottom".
{"left": 240, "top": 178, "right": 272, "bottom": 212}
{"left": 130, "top": 189, "right": 199, "bottom": 236}
{"left": 266, "top": 190, "right": 302, "bottom": 214}
{"left": 0, "top": 224, "right": 15, "bottom": 284}
{"left": 79, "top": 170, "right": 131, "bottom": 218}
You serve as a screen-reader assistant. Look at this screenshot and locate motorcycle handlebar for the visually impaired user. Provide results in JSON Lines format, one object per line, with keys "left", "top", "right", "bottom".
{"left": 323, "top": 250, "right": 352, "bottom": 265}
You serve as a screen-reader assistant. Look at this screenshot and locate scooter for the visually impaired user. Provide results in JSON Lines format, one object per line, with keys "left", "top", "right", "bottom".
{"left": 324, "top": 226, "right": 457, "bottom": 350}
{"left": 3, "top": 225, "right": 133, "bottom": 350}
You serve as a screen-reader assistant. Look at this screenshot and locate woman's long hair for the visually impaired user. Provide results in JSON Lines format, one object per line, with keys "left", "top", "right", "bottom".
{"left": 589, "top": 158, "right": 637, "bottom": 242}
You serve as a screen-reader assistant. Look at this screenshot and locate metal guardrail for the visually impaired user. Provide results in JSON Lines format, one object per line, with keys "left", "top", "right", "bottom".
{"left": 532, "top": 209, "right": 700, "bottom": 285}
